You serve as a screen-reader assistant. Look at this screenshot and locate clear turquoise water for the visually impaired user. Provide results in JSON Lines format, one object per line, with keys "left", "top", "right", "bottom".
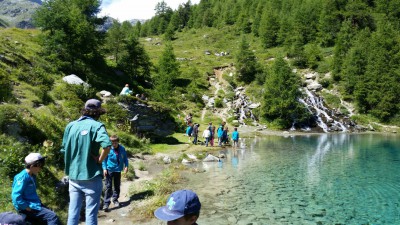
{"left": 186, "top": 133, "right": 400, "bottom": 225}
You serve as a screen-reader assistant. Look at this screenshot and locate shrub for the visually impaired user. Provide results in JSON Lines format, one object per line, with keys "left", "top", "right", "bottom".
{"left": 0, "top": 67, "right": 12, "bottom": 101}
{"left": 319, "top": 78, "right": 331, "bottom": 88}
{"left": 217, "top": 89, "right": 225, "bottom": 98}
{"left": 214, "top": 98, "right": 223, "bottom": 108}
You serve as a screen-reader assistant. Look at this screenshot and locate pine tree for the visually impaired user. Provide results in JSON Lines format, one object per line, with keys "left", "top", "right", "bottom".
{"left": 236, "top": 36, "right": 260, "bottom": 83}
{"left": 152, "top": 42, "right": 180, "bottom": 102}
{"left": 119, "top": 36, "right": 152, "bottom": 84}
{"left": 262, "top": 58, "right": 309, "bottom": 128}
{"left": 259, "top": 8, "right": 280, "bottom": 48}
{"left": 317, "top": 0, "right": 343, "bottom": 47}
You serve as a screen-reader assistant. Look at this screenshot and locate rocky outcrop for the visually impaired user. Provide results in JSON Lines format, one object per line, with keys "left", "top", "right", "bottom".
{"left": 0, "top": 0, "right": 42, "bottom": 28}
{"left": 298, "top": 70, "right": 357, "bottom": 132}
{"left": 118, "top": 100, "right": 176, "bottom": 138}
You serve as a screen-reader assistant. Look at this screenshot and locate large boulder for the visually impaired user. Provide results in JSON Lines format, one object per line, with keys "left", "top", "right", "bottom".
{"left": 119, "top": 100, "right": 176, "bottom": 137}
{"left": 62, "top": 74, "right": 89, "bottom": 87}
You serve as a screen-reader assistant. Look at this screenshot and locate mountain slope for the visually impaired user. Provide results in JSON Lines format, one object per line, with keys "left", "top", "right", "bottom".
{"left": 0, "top": 0, "right": 42, "bottom": 28}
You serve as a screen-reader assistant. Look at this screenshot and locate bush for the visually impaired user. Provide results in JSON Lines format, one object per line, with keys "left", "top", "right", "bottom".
{"left": 103, "top": 99, "right": 129, "bottom": 131}
{"left": 214, "top": 98, "right": 223, "bottom": 108}
{"left": 217, "top": 89, "right": 225, "bottom": 98}
{"left": 52, "top": 82, "right": 96, "bottom": 102}
{"left": 319, "top": 78, "right": 331, "bottom": 88}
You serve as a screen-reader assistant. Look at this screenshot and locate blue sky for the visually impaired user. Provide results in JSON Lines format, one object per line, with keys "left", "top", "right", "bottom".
{"left": 100, "top": 0, "right": 200, "bottom": 21}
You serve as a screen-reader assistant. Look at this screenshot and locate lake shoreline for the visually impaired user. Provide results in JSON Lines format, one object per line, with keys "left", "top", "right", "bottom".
{"left": 97, "top": 127, "right": 399, "bottom": 224}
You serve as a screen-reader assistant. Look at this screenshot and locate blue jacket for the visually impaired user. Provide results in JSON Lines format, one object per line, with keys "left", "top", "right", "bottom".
{"left": 186, "top": 126, "right": 193, "bottom": 136}
{"left": 217, "top": 126, "right": 224, "bottom": 138}
{"left": 102, "top": 144, "right": 129, "bottom": 173}
{"left": 232, "top": 131, "right": 239, "bottom": 141}
{"left": 12, "top": 170, "right": 42, "bottom": 211}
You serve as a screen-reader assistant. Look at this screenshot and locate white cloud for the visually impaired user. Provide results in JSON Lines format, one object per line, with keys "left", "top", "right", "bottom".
{"left": 100, "top": 0, "right": 200, "bottom": 21}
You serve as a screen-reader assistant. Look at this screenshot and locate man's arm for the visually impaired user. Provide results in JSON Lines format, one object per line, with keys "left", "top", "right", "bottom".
{"left": 98, "top": 146, "right": 111, "bottom": 163}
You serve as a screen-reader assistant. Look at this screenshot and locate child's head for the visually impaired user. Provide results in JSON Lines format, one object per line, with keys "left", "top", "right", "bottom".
{"left": 234, "top": 127, "right": 237, "bottom": 131}
{"left": 154, "top": 189, "right": 201, "bottom": 225}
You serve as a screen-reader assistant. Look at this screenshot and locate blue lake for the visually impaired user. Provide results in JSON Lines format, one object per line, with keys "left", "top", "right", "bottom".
{"left": 186, "top": 133, "right": 400, "bottom": 225}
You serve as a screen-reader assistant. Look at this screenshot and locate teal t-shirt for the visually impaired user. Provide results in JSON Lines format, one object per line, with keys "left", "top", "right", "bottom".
{"left": 61, "top": 116, "right": 111, "bottom": 180}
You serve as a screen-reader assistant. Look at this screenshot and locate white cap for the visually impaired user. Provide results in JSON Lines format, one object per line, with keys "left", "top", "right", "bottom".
{"left": 25, "top": 153, "right": 45, "bottom": 164}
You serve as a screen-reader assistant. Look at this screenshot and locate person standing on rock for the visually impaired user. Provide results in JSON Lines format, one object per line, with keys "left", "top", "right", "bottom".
{"left": 102, "top": 135, "right": 129, "bottom": 212}
{"left": 61, "top": 99, "right": 111, "bottom": 225}
{"left": 185, "top": 113, "right": 193, "bottom": 125}
{"left": 154, "top": 189, "right": 201, "bottom": 225}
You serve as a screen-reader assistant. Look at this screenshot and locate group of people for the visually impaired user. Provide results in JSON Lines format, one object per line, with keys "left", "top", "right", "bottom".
{"left": 185, "top": 114, "right": 240, "bottom": 147}
{"left": 9, "top": 99, "right": 201, "bottom": 225}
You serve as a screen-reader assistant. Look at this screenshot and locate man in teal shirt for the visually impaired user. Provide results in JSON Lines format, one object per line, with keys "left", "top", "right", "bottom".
{"left": 61, "top": 99, "right": 111, "bottom": 225}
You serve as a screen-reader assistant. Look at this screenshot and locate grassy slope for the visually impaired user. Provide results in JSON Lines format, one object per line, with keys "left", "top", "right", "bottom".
{"left": 142, "top": 26, "right": 400, "bottom": 132}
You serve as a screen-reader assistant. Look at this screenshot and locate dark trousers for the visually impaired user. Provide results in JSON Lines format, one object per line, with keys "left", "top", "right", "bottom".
{"left": 192, "top": 135, "right": 198, "bottom": 144}
{"left": 20, "top": 206, "right": 61, "bottom": 225}
{"left": 104, "top": 171, "right": 121, "bottom": 206}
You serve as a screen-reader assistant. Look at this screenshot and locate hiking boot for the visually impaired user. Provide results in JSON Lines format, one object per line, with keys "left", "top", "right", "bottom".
{"left": 103, "top": 204, "right": 109, "bottom": 212}
{"left": 113, "top": 201, "right": 120, "bottom": 207}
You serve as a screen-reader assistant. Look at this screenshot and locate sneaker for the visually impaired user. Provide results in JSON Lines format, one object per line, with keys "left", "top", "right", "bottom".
{"left": 113, "top": 201, "right": 120, "bottom": 207}
{"left": 103, "top": 205, "right": 109, "bottom": 212}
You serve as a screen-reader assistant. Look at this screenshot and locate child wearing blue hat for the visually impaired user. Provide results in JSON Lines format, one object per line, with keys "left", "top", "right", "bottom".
{"left": 154, "top": 189, "right": 201, "bottom": 225}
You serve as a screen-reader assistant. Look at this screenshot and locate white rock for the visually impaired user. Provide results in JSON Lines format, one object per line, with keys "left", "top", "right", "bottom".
{"left": 99, "top": 90, "right": 112, "bottom": 97}
{"left": 187, "top": 154, "right": 197, "bottom": 161}
{"left": 182, "top": 158, "right": 192, "bottom": 164}
{"left": 62, "top": 74, "right": 89, "bottom": 87}
{"left": 248, "top": 103, "right": 260, "bottom": 109}
{"left": 202, "top": 95, "right": 209, "bottom": 101}
{"left": 305, "top": 72, "right": 317, "bottom": 79}
{"left": 203, "top": 154, "right": 219, "bottom": 162}
{"left": 307, "top": 82, "right": 322, "bottom": 91}
{"left": 163, "top": 156, "right": 171, "bottom": 164}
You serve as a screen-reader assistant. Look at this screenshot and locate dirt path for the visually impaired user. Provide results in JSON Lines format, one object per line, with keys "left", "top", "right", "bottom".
{"left": 96, "top": 155, "right": 165, "bottom": 225}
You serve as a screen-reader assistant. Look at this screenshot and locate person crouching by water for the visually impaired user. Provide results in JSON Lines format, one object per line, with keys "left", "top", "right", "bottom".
{"left": 12, "top": 153, "right": 61, "bottom": 225}
{"left": 102, "top": 135, "right": 129, "bottom": 212}
{"left": 61, "top": 99, "right": 112, "bottom": 225}
{"left": 154, "top": 189, "right": 201, "bottom": 225}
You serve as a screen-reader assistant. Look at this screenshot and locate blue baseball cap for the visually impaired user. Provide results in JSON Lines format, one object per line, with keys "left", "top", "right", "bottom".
{"left": 154, "top": 189, "right": 201, "bottom": 221}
